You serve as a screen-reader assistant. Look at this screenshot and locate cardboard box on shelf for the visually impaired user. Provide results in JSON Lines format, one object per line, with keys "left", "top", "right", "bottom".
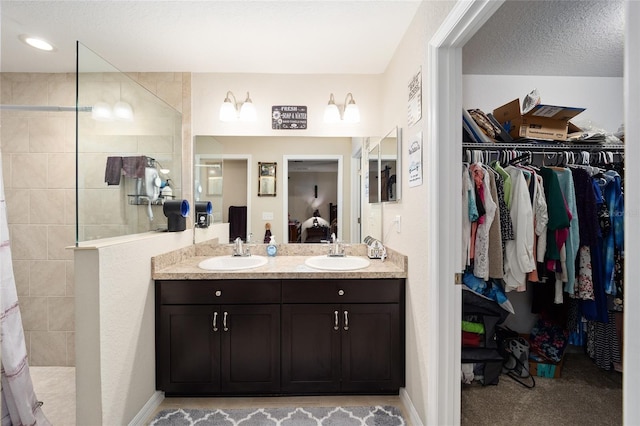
{"left": 493, "top": 98, "right": 585, "bottom": 141}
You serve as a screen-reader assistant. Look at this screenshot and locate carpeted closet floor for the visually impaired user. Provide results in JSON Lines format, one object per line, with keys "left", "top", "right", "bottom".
{"left": 461, "top": 350, "right": 622, "bottom": 426}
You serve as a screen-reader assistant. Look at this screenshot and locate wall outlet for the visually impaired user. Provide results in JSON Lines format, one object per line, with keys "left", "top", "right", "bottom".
{"left": 262, "top": 211, "right": 274, "bottom": 220}
{"left": 394, "top": 215, "right": 401, "bottom": 233}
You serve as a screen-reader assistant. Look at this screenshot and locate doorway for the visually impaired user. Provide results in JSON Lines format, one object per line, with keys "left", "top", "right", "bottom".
{"left": 282, "top": 155, "right": 343, "bottom": 243}
{"left": 196, "top": 154, "right": 251, "bottom": 237}
{"left": 431, "top": 0, "right": 634, "bottom": 424}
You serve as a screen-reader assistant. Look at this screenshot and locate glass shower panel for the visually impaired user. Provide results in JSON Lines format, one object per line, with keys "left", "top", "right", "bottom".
{"left": 76, "top": 42, "right": 182, "bottom": 243}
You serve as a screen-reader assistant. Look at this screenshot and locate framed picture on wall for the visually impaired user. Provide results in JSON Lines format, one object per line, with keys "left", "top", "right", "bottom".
{"left": 258, "top": 162, "right": 277, "bottom": 196}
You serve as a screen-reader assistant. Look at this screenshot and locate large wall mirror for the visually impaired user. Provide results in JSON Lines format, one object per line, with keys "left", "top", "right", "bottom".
{"left": 380, "top": 127, "right": 401, "bottom": 202}
{"left": 368, "top": 143, "right": 380, "bottom": 204}
{"left": 194, "top": 136, "right": 356, "bottom": 244}
{"left": 367, "top": 126, "right": 401, "bottom": 205}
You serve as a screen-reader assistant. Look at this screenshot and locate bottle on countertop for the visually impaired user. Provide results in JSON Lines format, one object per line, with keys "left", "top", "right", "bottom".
{"left": 266, "top": 236, "right": 278, "bottom": 257}
{"left": 161, "top": 179, "right": 173, "bottom": 199}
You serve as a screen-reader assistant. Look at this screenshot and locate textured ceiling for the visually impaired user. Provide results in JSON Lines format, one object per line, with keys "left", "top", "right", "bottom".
{"left": 463, "top": 0, "right": 624, "bottom": 77}
{"left": 0, "top": 1, "right": 625, "bottom": 77}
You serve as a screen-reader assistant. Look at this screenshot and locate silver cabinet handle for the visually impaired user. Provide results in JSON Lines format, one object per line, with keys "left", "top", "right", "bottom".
{"left": 338, "top": 289, "right": 344, "bottom": 296}
{"left": 212, "top": 311, "right": 218, "bottom": 332}
{"left": 223, "top": 311, "right": 229, "bottom": 332}
{"left": 343, "top": 310, "right": 349, "bottom": 331}
{"left": 215, "top": 290, "right": 222, "bottom": 297}
{"left": 334, "top": 310, "right": 339, "bottom": 330}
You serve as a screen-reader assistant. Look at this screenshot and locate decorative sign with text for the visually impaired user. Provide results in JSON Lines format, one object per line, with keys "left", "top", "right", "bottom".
{"left": 272, "top": 105, "right": 308, "bottom": 129}
{"left": 408, "top": 67, "right": 422, "bottom": 127}
{"left": 408, "top": 131, "right": 423, "bottom": 187}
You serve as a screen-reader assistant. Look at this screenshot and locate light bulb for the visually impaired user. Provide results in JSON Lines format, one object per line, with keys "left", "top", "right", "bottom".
{"left": 343, "top": 103, "right": 360, "bottom": 123}
{"left": 240, "top": 101, "right": 257, "bottom": 121}
{"left": 91, "top": 102, "right": 113, "bottom": 121}
{"left": 324, "top": 104, "right": 340, "bottom": 123}
{"left": 113, "top": 101, "right": 134, "bottom": 122}
{"left": 219, "top": 99, "right": 237, "bottom": 122}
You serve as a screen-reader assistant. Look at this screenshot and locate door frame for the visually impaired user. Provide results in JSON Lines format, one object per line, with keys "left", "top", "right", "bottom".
{"left": 351, "top": 146, "right": 362, "bottom": 243}
{"left": 282, "top": 154, "right": 344, "bottom": 243}
{"left": 195, "top": 153, "right": 252, "bottom": 235}
{"left": 427, "top": 1, "right": 504, "bottom": 424}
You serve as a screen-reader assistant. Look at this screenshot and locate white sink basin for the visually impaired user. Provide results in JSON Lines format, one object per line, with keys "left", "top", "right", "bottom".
{"left": 198, "top": 255, "right": 268, "bottom": 271}
{"left": 304, "top": 255, "right": 370, "bottom": 271}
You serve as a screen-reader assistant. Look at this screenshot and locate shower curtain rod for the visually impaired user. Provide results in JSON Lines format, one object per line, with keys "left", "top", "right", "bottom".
{"left": 0, "top": 105, "right": 91, "bottom": 112}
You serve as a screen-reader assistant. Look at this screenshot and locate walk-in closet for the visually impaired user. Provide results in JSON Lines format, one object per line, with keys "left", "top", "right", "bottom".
{"left": 458, "top": 1, "right": 624, "bottom": 424}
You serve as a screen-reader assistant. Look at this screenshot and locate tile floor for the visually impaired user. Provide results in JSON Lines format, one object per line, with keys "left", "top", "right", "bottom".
{"left": 30, "top": 366, "right": 76, "bottom": 426}
{"left": 29, "top": 367, "right": 413, "bottom": 425}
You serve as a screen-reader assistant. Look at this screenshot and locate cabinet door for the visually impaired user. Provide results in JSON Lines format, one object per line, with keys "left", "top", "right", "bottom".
{"left": 221, "top": 304, "right": 281, "bottom": 393}
{"left": 281, "top": 304, "right": 341, "bottom": 393}
{"left": 157, "top": 305, "right": 221, "bottom": 394}
{"left": 341, "top": 303, "right": 401, "bottom": 393}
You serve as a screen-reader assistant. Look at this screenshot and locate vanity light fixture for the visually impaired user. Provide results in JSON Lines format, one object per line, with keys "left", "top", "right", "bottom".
{"left": 19, "top": 34, "right": 56, "bottom": 52}
{"left": 91, "top": 101, "right": 113, "bottom": 121}
{"left": 324, "top": 92, "right": 360, "bottom": 123}
{"left": 113, "top": 101, "right": 134, "bottom": 122}
{"left": 91, "top": 101, "right": 134, "bottom": 122}
{"left": 219, "top": 91, "right": 257, "bottom": 122}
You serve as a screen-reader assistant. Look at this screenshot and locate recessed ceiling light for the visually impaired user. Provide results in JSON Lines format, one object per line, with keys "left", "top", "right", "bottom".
{"left": 19, "top": 34, "right": 56, "bottom": 52}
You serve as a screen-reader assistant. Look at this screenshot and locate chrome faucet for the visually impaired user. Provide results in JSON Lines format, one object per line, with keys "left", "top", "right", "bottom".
{"left": 233, "top": 237, "right": 250, "bottom": 256}
{"left": 328, "top": 233, "right": 345, "bottom": 257}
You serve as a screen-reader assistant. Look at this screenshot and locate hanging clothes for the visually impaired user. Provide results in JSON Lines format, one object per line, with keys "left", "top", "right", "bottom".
{"left": 469, "top": 163, "right": 497, "bottom": 281}
{"left": 599, "top": 170, "right": 624, "bottom": 297}
{"left": 570, "top": 167, "right": 600, "bottom": 301}
{"left": 554, "top": 168, "right": 580, "bottom": 297}
{"left": 539, "top": 167, "right": 571, "bottom": 303}
{"left": 492, "top": 165, "right": 514, "bottom": 245}
{"left": 462, "top": 164, "right": 474, "bottom": 269}
{"left": 486, "top": 167, "right": 503, "bottom": 279}
{"left": 503, "top": 165, "right": 535, "bottom": 292}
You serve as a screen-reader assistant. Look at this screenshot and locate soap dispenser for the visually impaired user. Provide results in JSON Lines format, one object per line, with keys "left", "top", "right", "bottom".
{"left": 266, "top": 236, "right": 278, "bottom": 257}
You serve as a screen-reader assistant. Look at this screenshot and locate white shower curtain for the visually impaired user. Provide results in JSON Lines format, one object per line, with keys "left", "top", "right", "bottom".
{"left": 0, "top": 152, "right": 51, "bottom": 425}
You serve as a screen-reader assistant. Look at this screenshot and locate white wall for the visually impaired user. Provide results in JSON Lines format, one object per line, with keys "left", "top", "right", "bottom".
{"left": 192, "top": 73, "right": 384, "bottom": 137}
{"left": 75, "top": 226, "right": 226, "bottom": 425}
{"left": 288, "top": 171, "right": 337, "bottom": 225}
{"left": 377, "top": 1, "right": 457, "bottom": 424}
{"left": 463, "top": 75, "right": 623, "bottom": 133}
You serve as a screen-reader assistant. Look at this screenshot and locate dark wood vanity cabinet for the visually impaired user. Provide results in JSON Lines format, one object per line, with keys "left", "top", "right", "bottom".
{"left": 281, "top": 279, "right": 405, "bottom": 394}
{"left": 155, "top": 277, "right": 405, "bottom": 396}
{"left": 156, "top": 280, "right": 281, "bottom": 395}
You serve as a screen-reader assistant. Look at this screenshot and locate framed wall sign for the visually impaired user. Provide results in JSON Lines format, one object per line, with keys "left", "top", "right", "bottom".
{"left": 408, "top": 67, "right": 422, "bottom": 127}
{"left": 258, "top": 162, "right": 277, "bottom": 196}
{"left": 272, "top": 106, "right": 307, "bottom": 129}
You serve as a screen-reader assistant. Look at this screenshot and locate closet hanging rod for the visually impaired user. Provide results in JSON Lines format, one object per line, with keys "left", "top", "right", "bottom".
{"left": 462, "top": 142, "right": 625, "bottom": 151}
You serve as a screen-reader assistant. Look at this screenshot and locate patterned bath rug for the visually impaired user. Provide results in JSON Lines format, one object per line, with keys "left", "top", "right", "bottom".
{"left": 149, "top": 405, "right": 406, "bottom": 426}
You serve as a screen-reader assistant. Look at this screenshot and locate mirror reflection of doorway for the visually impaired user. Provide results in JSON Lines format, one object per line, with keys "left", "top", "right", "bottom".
{"left": 285, "top": 157, "right": 341, "bottom": 243}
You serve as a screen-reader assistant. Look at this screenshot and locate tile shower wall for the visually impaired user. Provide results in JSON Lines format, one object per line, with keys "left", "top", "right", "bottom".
{"left": 0, "top": 72, "right": 190, "bottom": 366}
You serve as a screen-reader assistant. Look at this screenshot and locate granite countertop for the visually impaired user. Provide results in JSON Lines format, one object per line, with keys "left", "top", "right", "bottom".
{"left": 152, "top": 240, "right": 407, "bottom": 280}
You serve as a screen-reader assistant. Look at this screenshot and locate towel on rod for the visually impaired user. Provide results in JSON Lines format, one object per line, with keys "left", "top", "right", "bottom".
{"left": 104, "top": 156, "right": 123, "bottom": 185}
{"left": 122, "top": 156, "right": 147, "bottom": 179}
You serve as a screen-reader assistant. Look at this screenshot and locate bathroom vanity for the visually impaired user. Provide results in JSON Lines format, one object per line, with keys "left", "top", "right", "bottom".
{"left": 152, "top": 242, "right": 407, "bottom": 396}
